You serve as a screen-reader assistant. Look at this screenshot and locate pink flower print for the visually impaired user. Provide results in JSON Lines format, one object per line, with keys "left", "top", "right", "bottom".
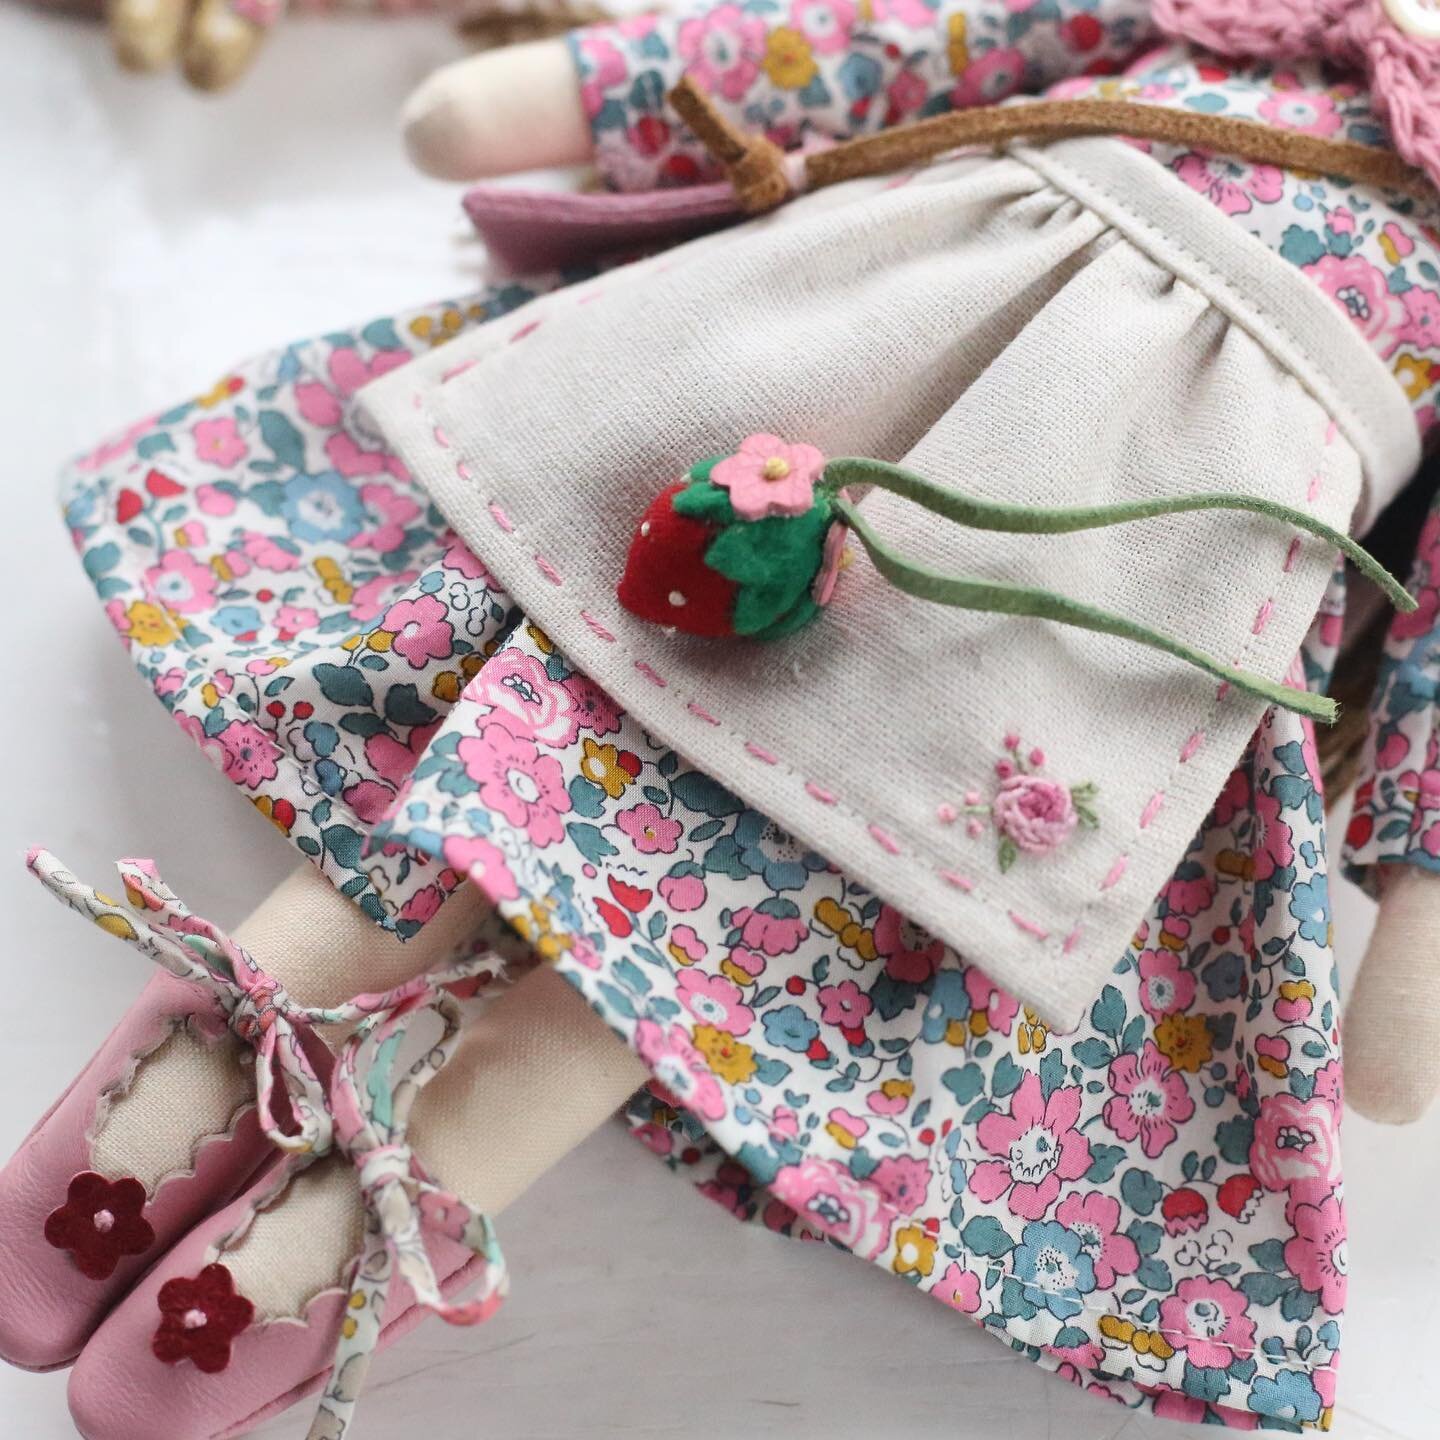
{"left": 635, "top": 1020, "right": 726, "bottom": 1120}
{"left": 618, "top": 802, "right": 683, "bottom": 855}
{"left": 378, "top": 595, "right": 455, "bottom": 669}
{"left": 932, "top": 1262, "right": 982, "bottom": 1314}
{"left": 1284, "top": 1194, "right": 1347, "bottom": 1315}
{"left": 874, "top": 905, "right": 944, "bottom": 983}
{"left": 347, "top": 483, "right": 420, "bottom": 555}
{"left": 348, "top": 572, "right": 412, "bottom": 624}
{"left": 329, "top": 346, "right": 408, "bottom": 397}
{"left": 676, "top": 970, "right": 755, "bottom": 1035}
{"left": 1174, "top": 154, "right": 1284, "bottom": 216}
{"left": 1381, "top": 220, "right": 1416, "bottom": 263}
{"left": 563, "top": 673, "right": 622, "bottom": 737}
{"left": 1305, "top": 254, "right": 1394, "bottom": 343}
{"left": 216, "top": 720, "right": 281, "bottom": 789}
{"left": 1162, "top": 868, "right": 1217, "bottom": 917}
{"left": 1258, "top": 89, "right": 1341, "bottom": 136}
{"left": 1158, "top": 1277, "right": 1257, "bottom": 1369}
{"left": 965, "top": 970, "right": 1019, "bottom": 1035}
{"left": 992, "top": 774, "right": 1077, "bottom": 854}
{"left": 1056, "top": 1191, "right": 1139, "bottom": 1289}
{"left": 732, "top": 904, "right": 809, "bottom": 955}
{"left": 668, "top": 924, "right": 708, "bottom": 965}
{"left": 441, "top": 540, "right": 489, "bottom": 580}
{"left": 817, "top": 979, "right": 871, "bottom": 1027}
{"left": 788, "top": 0, "right": 854, "bottom": 55}
{"left": 457, "top": 724, "right": 572, "bottom": 847}
{"left": 1327, "top": 205, "right": 1356, "bottom": 236}
{"left": 1311, "top": 1059, "right": 1343, "bottom": 1111}
{"left": 1136, "top": 949, "right": 1196, "bottom": 1020}
{"left": 1212, "top": 767, "right": 1251, "bottom": 826}
{"left": 295, "top": 380, "right": 344, "bottom": 428}
{"left": 1251, "top": 783, "right": 1295, "bottom": 882}
{"left": 196, "top": 484, "right": 237, "bottom": 516}
{"left": 239, "top": 531, "right": 303, "bottom": 573}
{"left": 676, "top": 5, "right": 767, "bottom": 102}
{"left": 970, "top": 1074, "right": 1092, "bottom": 1220}
{"left": 343, "top": 779, "right": 397, "bottom": 824}
{"left": 274, "top": 604, "right": 318, "bottom": 640}
{"left": 659, "top": 868, "right": 708, "bottom": 912}
{"left": 325, "top": 434, "right": 406, "bottom": 484}
{"left": 417, "top": 1191, "right": 472, "bottom": 1244}
{"left": 1391, "top": 285, "right": 1440, "bottom": 356}
{"left": 711, "top": 433, "right": 825, "bottom": 520}
{"left": 192, "top": 418, "right": 248, "bottom": 469}
{"left": 466, "top": 649, "right": 579, "bottom": 748}
{"left": 144, "top": 550, "right": 216, "bottom": 614}
{"left": 953, "top": 46, "right": 1027, "bottom": 108}
{"left": 868, "top": 1154, "right": 930, "bottom": 1212}
{"left": 769, "top": 1158, "right": 896, "bottom": 1259}
{"left": 1250, "top": 1093, "right": 1341, "bottom": 1207}
{"left": 440, "top": 833, "right": 520, "bottom": 903}
{"left": 1102, "top": 1041, "right": 1194, "bottom": 1159}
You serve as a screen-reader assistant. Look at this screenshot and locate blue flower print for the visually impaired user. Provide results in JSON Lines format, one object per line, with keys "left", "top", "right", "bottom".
{"left": 1011, "top": 1220, "right": 1096, "bottom": 1322}
{"left": 762, "top": 1005, "right": 820, "bottom": 1053}
{"left": 733, "top": 812, "right": 828, "bottom": 891}
{"left": 1289, "top": 875, "right": 1330, "bottom": 945}
{"left": 280, "top": 471, "right": 364, "bottom": 544}
{"left": 1248, "top": 1369, "right": 1323, "bottom": 1424}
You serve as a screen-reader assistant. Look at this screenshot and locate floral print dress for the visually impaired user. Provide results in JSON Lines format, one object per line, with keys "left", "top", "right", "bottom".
{"left": 51, "top": 4, "right": 1440, "bottom": 1432}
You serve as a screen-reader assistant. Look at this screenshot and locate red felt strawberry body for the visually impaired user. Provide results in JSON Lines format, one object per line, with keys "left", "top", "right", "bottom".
{"left": 617, "top": 481, "right": 742, "bottom": 636}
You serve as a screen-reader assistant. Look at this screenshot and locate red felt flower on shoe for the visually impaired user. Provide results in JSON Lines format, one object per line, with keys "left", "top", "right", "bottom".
{"left": 44, "top": 1172, "right": 155, "bottom": 1280}
{"left": 152, "top": 1264, "right": 254, "bottom": 1373}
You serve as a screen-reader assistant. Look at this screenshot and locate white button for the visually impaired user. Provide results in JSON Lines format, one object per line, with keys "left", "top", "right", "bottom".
{"left": 1384, "top": 0, "right": 1440, "bottom": 39}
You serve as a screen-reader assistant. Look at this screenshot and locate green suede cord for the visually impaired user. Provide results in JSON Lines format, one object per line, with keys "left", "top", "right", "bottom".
{"left": 831, "top": 496, "right": 1338, "bottom": 722}
{"left": 826, "top": 458, "right": 1416, "bottom": 614}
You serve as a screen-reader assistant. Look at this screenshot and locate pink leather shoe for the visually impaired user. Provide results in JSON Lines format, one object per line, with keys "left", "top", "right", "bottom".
{"left": 0, "top": 970, "right": 272, "bottom": 1371}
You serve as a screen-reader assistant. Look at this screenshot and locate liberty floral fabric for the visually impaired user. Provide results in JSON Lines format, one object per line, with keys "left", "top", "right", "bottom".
{"left": 59, "top": 278, "right": 576, "bottom": 933}
{"left": 371, "top": 604, "right": 1350, "bottom": 1430}
{"left": 1344, "top": 492, "right": 1440, "bottom": 887}
{"left": 570, "top": 5, "right": 1440, "bottom": 436}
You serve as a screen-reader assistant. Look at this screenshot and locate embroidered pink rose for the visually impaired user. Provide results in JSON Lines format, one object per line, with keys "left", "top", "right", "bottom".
{"left": 711, "top": 434, "right": 825, "bottom": 520}
{"left": 1102, "top": 1041, "right": 1194, "bottom": 1159}
{"left": 1055, "top": 1190, "right": 1139, "bottom": 1289}
{"left": 1158, "top": 1276, "right": 1256, "bottom": 1369}
{"left": 1284, "top": 1194, "right": 1347, "bottom": 1315}
{"left": 992, "top": 775, "right": 1077, "bottom": 854}
{"left": 769, "top": 1158, "right": 896, "bottom": 1259}
{"left": 969, "top": 1073, "right": 1092, "bottom": 1220}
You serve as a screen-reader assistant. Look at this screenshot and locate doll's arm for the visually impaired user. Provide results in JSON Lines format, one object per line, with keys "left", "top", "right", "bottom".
{"left": 1340, "top": 494, "right": 1440, "bottom": 1122}
{"left": 402, "top": 0, "right": 1161, "bottom": 182}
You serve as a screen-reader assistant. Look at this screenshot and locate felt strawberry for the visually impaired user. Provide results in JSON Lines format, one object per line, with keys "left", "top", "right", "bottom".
{"left": 617, "top": 435, "right": 843, "bottom": 640}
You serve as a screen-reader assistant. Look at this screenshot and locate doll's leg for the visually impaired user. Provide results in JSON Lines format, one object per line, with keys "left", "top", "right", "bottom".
{"left": 0, "top": 862, "right": 490, "bottom": 1369}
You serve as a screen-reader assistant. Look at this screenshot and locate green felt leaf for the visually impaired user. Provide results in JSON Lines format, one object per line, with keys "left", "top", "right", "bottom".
{"left": 672, "top": 479, "right": 736, "bottom": 525}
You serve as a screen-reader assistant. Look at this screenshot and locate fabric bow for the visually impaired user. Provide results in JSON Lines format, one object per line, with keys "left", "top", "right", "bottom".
{"left": 307, "top": 989, "right": 506, "bottom": 1440}
{"left": 1156, "top": 0, "right": 1440, "bottom": 194}
{"left": 26, "top": 850, "right": 493, "bottom": 1158}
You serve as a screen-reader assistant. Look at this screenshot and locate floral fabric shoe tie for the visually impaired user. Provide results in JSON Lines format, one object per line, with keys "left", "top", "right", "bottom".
{"left": 618, "top": 436, "right": 1412, "bottom": 725}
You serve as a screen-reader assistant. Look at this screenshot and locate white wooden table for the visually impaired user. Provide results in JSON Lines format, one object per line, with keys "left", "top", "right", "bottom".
{"left": 0, "top": 10, "right": 1430, "bottom": 1436}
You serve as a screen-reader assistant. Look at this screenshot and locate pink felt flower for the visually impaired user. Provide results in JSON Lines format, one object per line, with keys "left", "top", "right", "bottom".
{"left": 676, "top": 969, "right": 755, "bottom": 1035}
{"left": 1102, "top": 1041, "right": 1194, "bottom": 1158}
{"left": 969, "top": 1073, "right": 1092, "bottom": 1219}
{"left": 1055, "top": 1190, "right": 1139, "bottom": 1289}
{"left": 769, "top": 1158, "right": 896, "bottom": 1259}
{"left": 1158, "top": 1276, "right": 1256, "bottom": 1370}
{"left": 992, "top": 774, "right": 1076, "bottom": 854}
{"left": 711, "top": 434, "right": 825, "bottom": 520}
{"left": 1284, "top": 1194, "right": 1347, "bottom": 1315}
{"left": 456, "top": 723, "right": 572, "bottom": 847}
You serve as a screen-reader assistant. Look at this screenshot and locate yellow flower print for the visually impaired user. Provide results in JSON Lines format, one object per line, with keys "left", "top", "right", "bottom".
{"left": 1394, "top": 351, "right": 1434, "bottom": 400}
{"left": 879, "top": 1078, "right": 914, "bottom": 1107}
{"left": 1017, "top": 1008, "right": 1048, "bottom": 1054}
{"left": 1155, "top": 1013, "right": 1212, "bottom": 1073}
{"left": 813, "top": 897, "right": 878, "bottom": 963}
{"left": 892, "top": 1224, "right": 937, "bottom": 1278}
{"left": 762, "top": 27, "right": 818, "bottom": 90}
{"left": 580, "top": 738, "right": 633, "bottom": 798}
{"left": 526, "top": 621, "right": 555, "bottom": 655}
{"left": 510, "top": 899, "right": 574, "bottom": 962}
{"left": 125, "top": 600, "right": 179, "bottom": 648}
{"left": 1257, "top": 1051, "right": 1289, "bottom": 1081}
{"left": 693, "top": 1025, "right": 757, "bottom": 1084}
{"left": 1098, "top": 1314, "right": 1175, "bottom": 1367}
{"left": 408, "top": 308, "right": 467, "bottom": 347}
{"left": 460, "top": 652, "right": 486, "bottom": 680}
{"left": 94, "top": 911, "right": 138, "bottom": 942}
{"left": 195, "top": 375, "right": 240, "bottom": 408}
{"left": 947, "top": 13, "right": 969, "bottom": 75}
{"left": 432, "top": 671, "right": 462, "bottom": 703}
{"left": 825, "top": 1120, "right": 859, "bottom": 1149}
{"left": 315, "top": 556, "right": 354, "bottom": 605}
{"left": 366, "top": 628, "right": 394, "bottom": 652}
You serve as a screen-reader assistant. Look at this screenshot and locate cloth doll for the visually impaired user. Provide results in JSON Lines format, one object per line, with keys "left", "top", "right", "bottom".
{"left": 7, "top": 4, "right": 1440, "bottom": 1440}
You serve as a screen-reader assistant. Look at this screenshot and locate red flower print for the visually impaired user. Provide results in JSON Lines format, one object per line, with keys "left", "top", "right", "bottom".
{"left": 152, "top": 1264, "right": 254, "bottom": 1373}
{"left": 44, "top": 1173, "right": 155, "bottom": 1280}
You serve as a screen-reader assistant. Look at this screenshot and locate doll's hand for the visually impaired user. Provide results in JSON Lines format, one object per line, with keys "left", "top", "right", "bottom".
{"left": 1343, "top": 866, "right": 1440, "bottom": 1123}
{"left": 401, "top": 0, "right": 1159, "bottom": 183}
